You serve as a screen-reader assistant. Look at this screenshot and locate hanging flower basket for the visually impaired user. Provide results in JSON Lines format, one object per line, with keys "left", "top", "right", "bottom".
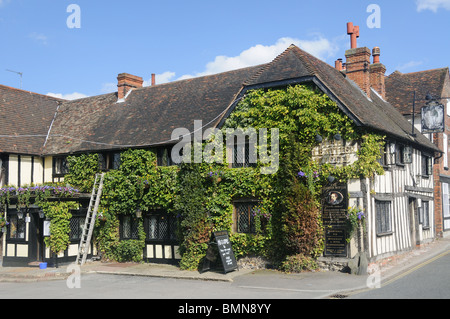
{"left": 346, "top": 206, "right": 365, "bottom": 243}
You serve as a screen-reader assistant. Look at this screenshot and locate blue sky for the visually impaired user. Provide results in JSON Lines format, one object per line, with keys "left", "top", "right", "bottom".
{"left": 1, "top": 0, "right": 450, "bottom": 99}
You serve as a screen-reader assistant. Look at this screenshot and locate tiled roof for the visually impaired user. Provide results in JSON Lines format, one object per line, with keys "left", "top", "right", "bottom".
{"left": 385, "top": 68, "right": 450, "bottom": 115}
{"left": 42, "top": 65, "right": 263, "bottom": 155}
{"left": 0, "top": 85, "right": 61, "bottom": 155}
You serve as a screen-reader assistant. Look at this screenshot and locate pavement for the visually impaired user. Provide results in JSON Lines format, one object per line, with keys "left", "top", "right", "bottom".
{"left": 0, "top": 235, "right": 448, "bottom": 297}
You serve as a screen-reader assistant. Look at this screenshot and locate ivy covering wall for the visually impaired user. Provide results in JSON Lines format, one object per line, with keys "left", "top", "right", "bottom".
{"left": 12, "top": 83, "right": 385, "bottom": 271}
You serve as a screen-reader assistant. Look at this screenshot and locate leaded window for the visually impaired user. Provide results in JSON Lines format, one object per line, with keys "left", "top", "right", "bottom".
{"left": 121, "top": 215, "right": 139, "bottom": 239}
{"left": 69, "top": 216, "right": 85, "bottom": 240}
{"left": 8, "top": 214, "right": 25, "bottom": 240}
{"left": 234, "top": 202, "right": 257, "bottom": 234}
{"left": 145, "top": 212, "right": 177, "bottom": 241}
{"left": 232, "top": 138, "right": 257, "bottom": 168}
{"left": 403, "top": 146, "right": 412, "bottom": 164}
{"left": 376, "top": 200, "right": 392, "bottom": 235}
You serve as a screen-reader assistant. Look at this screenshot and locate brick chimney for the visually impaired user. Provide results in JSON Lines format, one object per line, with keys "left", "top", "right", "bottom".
{"left": 369, "top": 47, "right": 387, "bottom": 99}
{"left": 344, "top": 22, "right": 371, "bottom": 95}
{"left": 117, "top": 73, "right": 143, "bottom": 100}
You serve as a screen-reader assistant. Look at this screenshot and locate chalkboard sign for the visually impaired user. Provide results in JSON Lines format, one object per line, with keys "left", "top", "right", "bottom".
{"left": 213, "top": 231, "right": 238, "bottom": 274}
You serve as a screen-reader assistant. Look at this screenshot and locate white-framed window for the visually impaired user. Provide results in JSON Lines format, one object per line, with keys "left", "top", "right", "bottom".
{"left": 420, "top": 201, "right": 430, "bottom": 229}
{"left": 444, "top": 133, "right": 449, "bottom": 169}
{"left": 443, "top": 183, "right": 450, "bottom": 231}
{"left": 446, "top": 99, "right": 450, "bottom": 116}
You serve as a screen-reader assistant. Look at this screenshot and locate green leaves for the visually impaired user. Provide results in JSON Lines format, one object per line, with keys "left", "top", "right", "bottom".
{"left": 65, "top": 154, "right": 100, "bottom": 193}
{"left": 41, "top": 201, "right": 78, "bottom": 254}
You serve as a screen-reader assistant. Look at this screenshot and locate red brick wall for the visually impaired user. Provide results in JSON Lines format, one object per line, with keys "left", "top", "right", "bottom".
{"left": 345, "top": 47, "right": 371, "bottom": 95}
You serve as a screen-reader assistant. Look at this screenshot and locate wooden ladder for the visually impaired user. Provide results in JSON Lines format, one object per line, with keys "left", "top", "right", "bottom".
{"left": 76, "top": 173, "right": 105, "bottom": 266}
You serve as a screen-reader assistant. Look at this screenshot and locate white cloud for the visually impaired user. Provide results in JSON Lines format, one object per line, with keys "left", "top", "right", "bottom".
{"left": 100, "top": 82, "right": 117, "bottom": 94}
{"left": 98, "top": 36, "right": 338, "bottom": 92}
{"left": 416, "top": 0, "right": 450, "bottom": 12}
{"left": 176, "top": 36, "right": 338, "bottom": 80}
{"left": 29, "top": 32, "right": 48, "bottom": 45}
{"left": 47, "top": 92, "right": 88, "bottom": 100}
{"left": 396, "top": 60, "right": 424, "bottom": 71}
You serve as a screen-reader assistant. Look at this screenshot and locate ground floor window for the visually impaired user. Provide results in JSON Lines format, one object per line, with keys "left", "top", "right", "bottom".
{"left": 8, "top": 214, "right": 25, "bottom": 239}
{"left": 145, "top": 212, "right": 177, "bottom": 241}
{"left": 69, "top": 216, "right": 85, "bottom": 240}
{"left": 421, "top": 201, "right": 430, "bottom": 229}
{"left": 120, "top": 215, "right": 140, "bottom": 239}
{"left": 442, "top": 183, "right": 450, "bottom": 231}
{"left": 376, "top": 200, "right": 392, "bottom": 235}
{"left": 234, "top": 201, "right": 258, "bottom": 234}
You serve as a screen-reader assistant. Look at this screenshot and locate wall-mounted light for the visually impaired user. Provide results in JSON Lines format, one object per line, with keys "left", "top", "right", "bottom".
{"left": 39, "top": 210, "right": 45, "bottom": 219}
{"left": 17, "top": 211, "right": 23, "bottom": 220}
{"left": 327, "top": 175, "right": 336, "bottom": 183}
{"left": 135, "top": 208, "right": 142, "bottom": 218}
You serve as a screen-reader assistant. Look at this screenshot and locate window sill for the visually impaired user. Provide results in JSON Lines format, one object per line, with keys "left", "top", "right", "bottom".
{"left": 376, "top": 231, "right": 393, "bottom": 237}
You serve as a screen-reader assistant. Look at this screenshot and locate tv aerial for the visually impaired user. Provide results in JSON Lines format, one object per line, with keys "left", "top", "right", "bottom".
{"left": 5, "top": 69, "right": 23, "bottom": 89}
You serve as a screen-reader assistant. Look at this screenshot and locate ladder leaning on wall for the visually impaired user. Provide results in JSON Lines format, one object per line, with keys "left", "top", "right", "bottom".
{"left": 75, "top": 173, "right": 105, "bottom": 266}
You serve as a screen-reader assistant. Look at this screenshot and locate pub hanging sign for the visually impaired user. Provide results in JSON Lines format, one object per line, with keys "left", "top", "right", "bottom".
{"left": 422, "top": 100, "right": 444, "bottom": 134}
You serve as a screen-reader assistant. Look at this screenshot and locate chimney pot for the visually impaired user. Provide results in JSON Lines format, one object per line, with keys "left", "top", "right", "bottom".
{"left": 335, "top": 59, "right": 343, "bottom": 71}
{"left": 372, "top": 47, "right": 381, "bottom": 64}
{"left": 151, "top": 73, "right": 156, "bottom": 86}
{"left": 347, "top": 22, "right": 360, "bottom": 49}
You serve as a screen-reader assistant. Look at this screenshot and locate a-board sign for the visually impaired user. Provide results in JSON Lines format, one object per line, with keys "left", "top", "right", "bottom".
{"left": 213, "top": 231, "right": 238, "bottom": 274}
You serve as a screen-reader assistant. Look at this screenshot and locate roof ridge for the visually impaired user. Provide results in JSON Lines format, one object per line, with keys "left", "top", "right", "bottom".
{"left": 0, "top": 84, "right": 65, "bottom": 101}
{"left": 139, "top": 64, "right": 267, "bottom": 90}
{"left": 243, "top": 44, "right": 299, "bottom": 86}
{"left": 390, "top": 67, "right": 449, "bottom": 77}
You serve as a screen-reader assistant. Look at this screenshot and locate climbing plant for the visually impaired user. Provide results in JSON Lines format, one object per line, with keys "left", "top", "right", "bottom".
{"left": 221, "top": 84, "right": 385, "bottom": 271}
{"left": 40, "top": 201, "right": 78, "bottom": 255}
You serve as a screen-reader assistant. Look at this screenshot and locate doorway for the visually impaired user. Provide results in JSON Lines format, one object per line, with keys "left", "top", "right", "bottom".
{"left": 408, "top": 198, "right": 419, "bottom": 247}
{"left": 29, "top": 210, "right": 44, "bottom": 262}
